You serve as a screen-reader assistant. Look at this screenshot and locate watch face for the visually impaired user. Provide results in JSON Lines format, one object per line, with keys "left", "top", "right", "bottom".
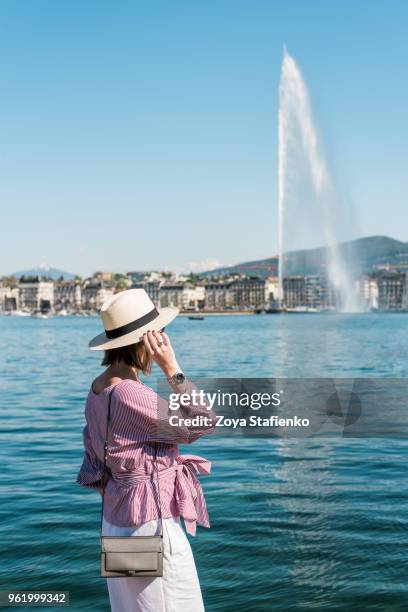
{"left": 174, "top": 373, "right": 185, "bottom": 384}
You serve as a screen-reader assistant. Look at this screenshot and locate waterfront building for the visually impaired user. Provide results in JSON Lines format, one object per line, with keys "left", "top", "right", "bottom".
{"left": 265, "top": 276, "right": 280, "bottom": 307}
{"left": 54, "top": 279, "right": 82, "bottom": 312}
{"left": 159, "top": 282, "right": 184, "bottom": 308}
{"left": 227, "top": 277, "right": 266, "bottom": 310}
{"left": 283, "top": 276, "right": 306, "bottom": 309}
{"left": 283, "top": 275, "right": 325, "bottom": 309}
{"left": 0, "top": 285, "right": 20, "bottom": 312}
{"left": 82, "top": 279, "right": 115, "bottom": 310}
{"left": 131, "top": 279, "right": 203, "bottom": 310}
{"left": 377, "top": 272, "right": 408, "bottom": 311}
{"left": 181, "top": 285, "right": 205, "bottom": 311}
{"left": 18, "top": 276, "right": 54, "bottom": 312}
{"left": 203, "top": 280, "right": 230, "bottom": 310}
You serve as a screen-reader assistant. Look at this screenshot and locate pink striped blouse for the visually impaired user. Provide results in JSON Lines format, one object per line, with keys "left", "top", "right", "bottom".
{"left": 76, "top": 378, "right": 216, "bottom": 536}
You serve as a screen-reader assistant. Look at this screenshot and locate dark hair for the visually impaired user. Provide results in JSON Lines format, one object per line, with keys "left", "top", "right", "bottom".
{"left": 101, "top": 341, "right": 152, "bottom": 375}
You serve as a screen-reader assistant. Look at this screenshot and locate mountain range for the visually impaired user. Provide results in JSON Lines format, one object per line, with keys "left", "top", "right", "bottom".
{"left": 201, "top": 236, "right": 408, "bottom": 278}
{"left": 9, "top": 236, "right": 408, "bottom": 281}
{"left": 11, "top": 264, "right": 76, "bottom": 280}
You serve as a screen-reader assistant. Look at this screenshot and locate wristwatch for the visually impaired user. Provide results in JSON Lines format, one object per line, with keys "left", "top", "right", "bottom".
{"left": 167, "top": 372, "right": 186, "bottom": 385}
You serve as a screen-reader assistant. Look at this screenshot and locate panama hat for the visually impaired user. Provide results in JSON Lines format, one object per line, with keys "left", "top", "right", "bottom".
{"left": 88, "top": 288, "right": 179, "bottom": 350}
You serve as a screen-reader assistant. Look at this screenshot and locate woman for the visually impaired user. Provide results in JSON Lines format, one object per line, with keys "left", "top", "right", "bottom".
{"left": 76, "top": 289, "right": 215, "bottom": 612}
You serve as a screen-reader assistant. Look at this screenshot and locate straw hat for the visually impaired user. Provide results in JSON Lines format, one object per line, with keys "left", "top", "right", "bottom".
{"left": 88, "top": 288, "right": 179, "bottom": 350}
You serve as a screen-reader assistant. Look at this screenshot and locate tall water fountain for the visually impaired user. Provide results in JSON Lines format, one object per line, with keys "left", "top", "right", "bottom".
{"left": 278, "top": 49, "right": 360, "bottom": 312}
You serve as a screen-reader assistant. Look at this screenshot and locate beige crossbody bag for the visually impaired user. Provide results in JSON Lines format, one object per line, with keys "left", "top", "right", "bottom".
{"left": 100, "top": 387, "right": 163, "bottom": 577}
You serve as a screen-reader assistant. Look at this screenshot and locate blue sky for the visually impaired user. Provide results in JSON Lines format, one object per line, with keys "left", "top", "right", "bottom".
{"left": 1, "top": 1, "right": 407, "bottom": 276}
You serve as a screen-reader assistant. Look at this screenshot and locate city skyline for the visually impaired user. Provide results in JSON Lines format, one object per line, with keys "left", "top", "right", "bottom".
{"left": 0, "top": 2, "right": 407, "bottom": 276}
{"left": 2, "top": 265, "right": 407, "bottom": 315}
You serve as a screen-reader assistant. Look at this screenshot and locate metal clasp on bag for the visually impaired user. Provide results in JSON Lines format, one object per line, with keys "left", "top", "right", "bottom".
{"left": 128, "top": 570, "right": 138, "bottom": 576}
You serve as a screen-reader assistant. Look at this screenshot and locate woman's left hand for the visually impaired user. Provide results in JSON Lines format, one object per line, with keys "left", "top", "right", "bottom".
{"left": 142, "top": 330, "right": 181, "bottom": 378}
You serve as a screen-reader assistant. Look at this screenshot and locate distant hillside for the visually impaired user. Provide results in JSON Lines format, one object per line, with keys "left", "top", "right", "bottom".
{"left": 11, "top": 265, "right": 77, "bottom": 280}
{"left": 200, "top": 236, "right": 408, "bottom": 278}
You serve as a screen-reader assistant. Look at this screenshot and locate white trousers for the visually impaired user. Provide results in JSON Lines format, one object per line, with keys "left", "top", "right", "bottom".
{"left": 102, "top": 516, "right": 205, "bottom": 612}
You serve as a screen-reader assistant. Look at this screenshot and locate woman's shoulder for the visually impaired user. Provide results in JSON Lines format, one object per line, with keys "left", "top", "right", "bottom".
{"left": 113, "top": 378, "right": 157, "bottom": 404}
{"left": 110, "top": 379, "right": 159, "bottom": 421}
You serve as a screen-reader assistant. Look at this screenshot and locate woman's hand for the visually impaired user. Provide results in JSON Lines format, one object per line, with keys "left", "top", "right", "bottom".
{"left": 142, "top": 330, "right": 181, "bottom": 378}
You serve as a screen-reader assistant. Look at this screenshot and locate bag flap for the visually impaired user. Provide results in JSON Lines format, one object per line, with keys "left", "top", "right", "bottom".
{"left": 102, "top": 536, "right": 162, "bottom": 553}
{"left": 105, "top": 552, "right": 158, "bottom": 572}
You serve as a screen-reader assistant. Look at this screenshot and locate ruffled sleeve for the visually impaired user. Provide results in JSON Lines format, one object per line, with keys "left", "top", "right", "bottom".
{"left": 76, "top": 423, "right": 104, "bottom": 491}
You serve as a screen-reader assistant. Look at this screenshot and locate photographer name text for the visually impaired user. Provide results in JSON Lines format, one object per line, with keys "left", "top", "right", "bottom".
{"left": 169, "top": 415, "right": 310, "bottom": 428}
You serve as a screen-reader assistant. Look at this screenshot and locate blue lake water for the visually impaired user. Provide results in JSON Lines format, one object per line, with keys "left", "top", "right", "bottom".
{"left": 0, "top": 313, "right": 407, "bottom": 611}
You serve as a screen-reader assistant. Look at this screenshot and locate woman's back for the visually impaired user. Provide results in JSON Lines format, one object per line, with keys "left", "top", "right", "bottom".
{"left": 77, "top": 377, "right": 214, "bottom": 534}
{"left": 76, "top": 289, "right": 214, "bottom": 611}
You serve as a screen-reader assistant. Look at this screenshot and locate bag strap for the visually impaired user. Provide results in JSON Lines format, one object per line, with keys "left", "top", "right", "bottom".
{"left": 100, "top": 385, "right": 163, "bottom": 539}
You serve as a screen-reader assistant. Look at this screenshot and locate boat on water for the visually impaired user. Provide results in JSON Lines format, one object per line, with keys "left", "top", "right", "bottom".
{"left": 286, "top": 306, "right": 319, "bottom": 313}
{"left": 188, "top": 314, "right": 205, "bottom": 320}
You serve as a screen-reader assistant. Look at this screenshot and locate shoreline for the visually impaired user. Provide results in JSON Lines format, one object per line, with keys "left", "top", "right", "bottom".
{"left": 179, "top": 311, "right": 257, "bottom": 316}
